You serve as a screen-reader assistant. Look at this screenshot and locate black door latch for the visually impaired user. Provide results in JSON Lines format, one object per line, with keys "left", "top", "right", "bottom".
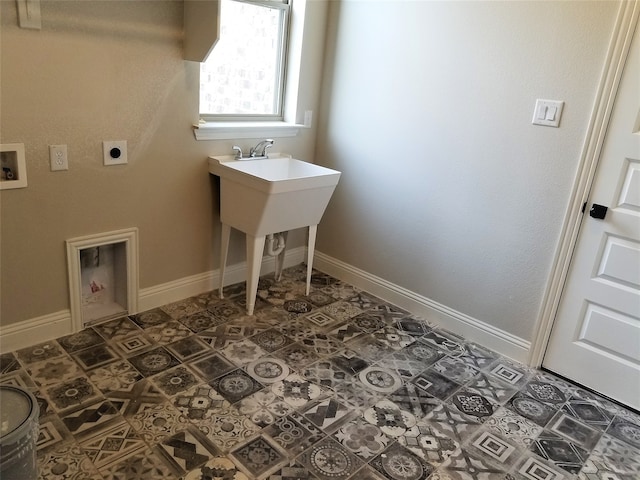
{"left": 589, "top": 204, "right": 608, "bottom": 220}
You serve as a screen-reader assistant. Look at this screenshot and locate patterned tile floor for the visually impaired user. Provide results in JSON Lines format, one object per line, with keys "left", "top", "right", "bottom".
{"left": 1, "top": 265, "right": 639, "bottom": 479}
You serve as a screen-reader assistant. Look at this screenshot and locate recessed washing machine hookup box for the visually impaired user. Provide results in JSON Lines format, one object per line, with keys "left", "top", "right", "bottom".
{"left": 0, "top": 143, "right": 28, "bottom": 189}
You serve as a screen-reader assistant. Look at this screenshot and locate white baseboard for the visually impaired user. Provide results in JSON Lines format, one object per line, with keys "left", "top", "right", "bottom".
{"left": 0, "top": 247, "right": 306, "bottom": 353}
{"left": 137, "top": 246, "right": 306, "bottom": 312}
{"left": 0, "top": 310, "right": 74, "bottom": 353}
{"left": 313, "top": 251, "right": 531, "bottom": 363}
{"left": 1, "top": 246, "right": 530, "bottom": 363}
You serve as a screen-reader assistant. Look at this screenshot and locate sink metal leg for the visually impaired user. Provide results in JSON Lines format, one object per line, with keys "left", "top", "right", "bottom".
{"left": 219, "top": 223, "right": 231, "bottom": 299}
{"left": 246, "top": 234, "right": 266, "bottom": 315}
{"left": 306, "top": 225, "right": 317, "bottom": 296}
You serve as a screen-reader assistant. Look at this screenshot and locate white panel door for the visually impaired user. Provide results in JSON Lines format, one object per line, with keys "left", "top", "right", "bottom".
{"left": 543, "top": 24, "right": 640, "bottom": 410}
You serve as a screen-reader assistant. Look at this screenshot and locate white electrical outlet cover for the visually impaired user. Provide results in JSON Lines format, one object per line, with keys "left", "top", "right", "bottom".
{"left": 103, "top": 141, "right": 127, "bottom": 165}
{"left": 49, "top": 144, "right": 68, "bottom": 171}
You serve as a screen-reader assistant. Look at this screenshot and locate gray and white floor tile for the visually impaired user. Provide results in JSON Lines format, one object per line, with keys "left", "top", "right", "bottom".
{"left": 1, "top": 265, "right": 636, "bottom": 480}
{"left": 333, "top": 416, "right": 392, "bottom": 460}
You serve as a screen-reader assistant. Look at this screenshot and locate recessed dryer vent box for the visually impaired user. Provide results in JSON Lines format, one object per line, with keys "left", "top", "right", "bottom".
{"left": 0, "top": 143, "right": 28, "bottom": 190}
{"left": 67, "top": 228, "right": 139, "bottom": 329}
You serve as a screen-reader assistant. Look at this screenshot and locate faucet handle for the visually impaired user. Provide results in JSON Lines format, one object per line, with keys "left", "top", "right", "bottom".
{"left": 232, "top": 145, "right": 243, "bottom": 160}
{"left": 250, "top": 139, "right": 274, "bottom": 158}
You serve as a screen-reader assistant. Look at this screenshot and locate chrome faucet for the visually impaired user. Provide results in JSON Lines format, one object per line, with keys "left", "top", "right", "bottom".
{"left": 249, "top": 139, "right": 274, "bottom": 159}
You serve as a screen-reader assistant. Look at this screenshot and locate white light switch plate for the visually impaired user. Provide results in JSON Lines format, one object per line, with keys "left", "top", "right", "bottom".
{"left": 531, "top": 98, "right": 564, "bottom": 128}
{"left": 532, "top": 99, "right": 564, "bottom": 127}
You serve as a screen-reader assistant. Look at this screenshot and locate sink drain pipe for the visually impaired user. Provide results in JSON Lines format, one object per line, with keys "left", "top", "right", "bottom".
{"left": 266, "top": 232, "right": 286, "bottom": 256}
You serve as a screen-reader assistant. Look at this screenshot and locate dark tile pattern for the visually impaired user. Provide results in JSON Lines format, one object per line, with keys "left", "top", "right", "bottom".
{"left": 530, "top": 430, "right": 589, "bottom": 474}
{"left": 0, "top": 352, "right": 21, "bottom": 374}
{"left": 211, "top": 369, "right": 264, "bottom": 403}
{"left": 230, "top": 434, "right": 287, "bottom": 477}
{"left": 152, "top": 365, "right": 201, "bottom": 397}
{"left": 297, "top": 437, "right": 363, "bottom": 480}
{"left": 508, "top": 391, "right": 558, "bottom": 427}
{"left": 0, "top": 265, "right": 635, "bottom": 479}
{"left": 129, "top": 346, "right": 180, "bottom": 377}
{"left": 607, "top": 416, "right": 640, "bottom": 449}
{"left": 57, "top": 328, "right": 105, "bottom": 353}
{"left": 370, "top": 443, "right": 433, "bottom": 480}
{"left": 412, "top": 369, "right": 461, "bottom": 400}
{"left": 264, "top": 412, "right": 325, "bottom": 455}
{"left": 156, "top": 425, "right": 220, "bottom": 475}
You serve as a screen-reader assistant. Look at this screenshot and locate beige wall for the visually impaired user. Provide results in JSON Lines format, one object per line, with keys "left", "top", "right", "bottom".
{"left": 1, "top": 0, "right": 622, "bottom": 346}
{"left": 0, "top": 0, "right": 325, "bottom": 326}
{"left": 315, "top": 0, "right": 620, "bottom": 342}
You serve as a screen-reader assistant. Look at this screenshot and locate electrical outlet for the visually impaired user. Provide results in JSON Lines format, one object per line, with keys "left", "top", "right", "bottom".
{"left": 49, "top": 144, "right": 68, "bottom": 171}
{"left": 103, "top": 140, "right": 128, "bottom": 166}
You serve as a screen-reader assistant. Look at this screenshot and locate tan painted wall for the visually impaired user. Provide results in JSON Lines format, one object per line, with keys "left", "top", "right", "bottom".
{"left": 315, "top": 0, "right": 620, "bottom": 342}
{"left": 0, "top": 0, "right": 326, "bottom": 326}
{"left": 3, "top": 0, "right": 621, "bottom": 346}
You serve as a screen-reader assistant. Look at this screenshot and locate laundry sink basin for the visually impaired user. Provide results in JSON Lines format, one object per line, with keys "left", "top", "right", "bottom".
{"left": 209, "top": 153, "right": 341, "bottom": 315}
{"left": 209, "top": 154, "right": 340, "bottom": 194}
{"left": 208, "top": 154, "right": 341, "bottom": 236}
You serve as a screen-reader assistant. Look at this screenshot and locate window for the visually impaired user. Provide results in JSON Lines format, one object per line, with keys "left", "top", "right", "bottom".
{"left": 194, "top": 0, "right": 312, "bottom": 140}
{"left": 199, "top": 0, "right": 290, "bottom": 120}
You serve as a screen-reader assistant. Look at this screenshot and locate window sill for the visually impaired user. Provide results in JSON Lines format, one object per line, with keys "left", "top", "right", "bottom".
{"left": 193, "top": 121, "right": 305, "bottom": 141}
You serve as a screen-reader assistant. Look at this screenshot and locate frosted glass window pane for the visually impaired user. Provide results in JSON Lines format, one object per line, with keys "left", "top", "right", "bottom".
{"left": 200, "top": 0, "right": 285, "bottom": 116}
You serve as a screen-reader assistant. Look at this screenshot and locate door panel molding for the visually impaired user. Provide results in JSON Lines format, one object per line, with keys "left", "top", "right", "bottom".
{"left": 529, "top": 0, "right": 640, "bottom": 366}
{"left": 577, "top": 302, "right": 640, "bottom": 365}
{"left": 595, "top": 234, "right": 640, "bottom": 288}
{"left": 616, "top": 157, "right": 640, "bottom": 211}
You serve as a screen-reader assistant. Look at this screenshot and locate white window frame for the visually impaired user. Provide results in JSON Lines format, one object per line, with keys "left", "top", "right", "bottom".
{"left": 200, "top": 0, "right": 290, "bottom": 121}
{"left": 194, "top": 0, "right": 308, "bottom": 140}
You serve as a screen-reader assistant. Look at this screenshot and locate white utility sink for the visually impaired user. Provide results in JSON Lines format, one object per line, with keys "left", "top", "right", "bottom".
{"left": 208, "top": 154, "right": 341, "bottom": 234}
{"left": 209, "top": 154, "right": 340, "bottom": 194}
{"left": 208, "top": 153, "right": 341, "bottom": 314}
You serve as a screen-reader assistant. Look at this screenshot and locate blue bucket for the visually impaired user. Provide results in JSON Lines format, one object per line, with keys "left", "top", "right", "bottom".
{"left": 0, "top": 385, "right": 39, "bottom": 480}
